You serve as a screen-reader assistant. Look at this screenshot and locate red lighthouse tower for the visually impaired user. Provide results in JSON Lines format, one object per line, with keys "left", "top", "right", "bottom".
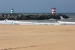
{"left": 52, "top": 7, "right": 56, "bottom": 15}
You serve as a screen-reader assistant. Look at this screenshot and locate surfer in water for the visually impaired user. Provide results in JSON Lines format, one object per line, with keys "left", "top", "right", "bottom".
{"left": 11, "top": 22, "right": 14, "bottom": 25}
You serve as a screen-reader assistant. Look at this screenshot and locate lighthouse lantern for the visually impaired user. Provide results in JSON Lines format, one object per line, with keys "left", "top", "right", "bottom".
{"left": 11, "top": 9, "right": 14, "bottom": 14}
{"left": 52, "top": 7, "right": 56, "bottom": 15}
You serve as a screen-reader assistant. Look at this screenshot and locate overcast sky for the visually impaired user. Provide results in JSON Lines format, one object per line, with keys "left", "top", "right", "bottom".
{"left": 0, "top": 0, "right": 75, "bottom": 13}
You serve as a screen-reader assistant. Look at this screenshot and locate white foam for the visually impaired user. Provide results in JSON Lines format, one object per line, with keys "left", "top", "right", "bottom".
{"left": 58, "top": 21, "right": 75, "bottom": 25}
{"left": 0, "top": 20, "right": 75, "bottom": 25}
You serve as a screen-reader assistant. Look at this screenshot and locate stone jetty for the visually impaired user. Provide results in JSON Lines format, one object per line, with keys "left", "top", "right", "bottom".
{"left": 0, "top": 13, "right": 69, "bottom": 20}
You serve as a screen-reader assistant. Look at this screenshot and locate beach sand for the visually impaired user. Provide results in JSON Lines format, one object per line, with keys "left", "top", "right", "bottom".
{"left": 0, "top": 24, "right": 75, "bottom": 50}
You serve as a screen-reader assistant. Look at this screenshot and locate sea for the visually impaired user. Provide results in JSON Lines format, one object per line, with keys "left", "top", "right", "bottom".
{"left": 61, "top": 13, "right": 75, "bottom": 22}
{"left": 0, "top": 13, "right": 75, "bottom": 25}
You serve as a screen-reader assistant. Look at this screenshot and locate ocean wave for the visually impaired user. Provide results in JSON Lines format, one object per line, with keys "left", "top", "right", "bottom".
{"left": 0, "top": 20, "right": 75, "bottom": 25}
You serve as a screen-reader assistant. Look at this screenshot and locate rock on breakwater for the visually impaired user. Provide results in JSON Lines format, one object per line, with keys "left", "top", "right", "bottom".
{"left": 0, "top": 13, "right": 69, "bottom": 20}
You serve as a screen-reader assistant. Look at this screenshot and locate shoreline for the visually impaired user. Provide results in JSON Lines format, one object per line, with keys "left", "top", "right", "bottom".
{"left": 0, "top": 20, "right": 75, "bottom": 25}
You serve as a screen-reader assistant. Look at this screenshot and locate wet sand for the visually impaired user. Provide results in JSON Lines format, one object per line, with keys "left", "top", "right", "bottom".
{"left": 0, "top": 25, "right": 75, "bottom": 50}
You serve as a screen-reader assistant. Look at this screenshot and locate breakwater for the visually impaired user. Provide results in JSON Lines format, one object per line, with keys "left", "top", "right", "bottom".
{"left": 0, "top": 13, "right": 69, "bottom": 20}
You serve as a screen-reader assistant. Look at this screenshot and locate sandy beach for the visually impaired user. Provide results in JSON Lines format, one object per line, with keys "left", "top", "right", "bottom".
{"left": 0, "top": 24, "right": 75, "bottom": 50}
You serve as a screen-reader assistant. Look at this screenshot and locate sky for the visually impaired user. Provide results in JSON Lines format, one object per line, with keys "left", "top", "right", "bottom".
{"left": 0, "top": 0, "right": 75, "bottom": 13}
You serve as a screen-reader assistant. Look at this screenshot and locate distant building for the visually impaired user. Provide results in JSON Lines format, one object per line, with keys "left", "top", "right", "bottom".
{"left": 11, "top": 9, "right": 14, "bottom": 14}
{"left": 52, "top": 7, "right": 56, "bottom": 15}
